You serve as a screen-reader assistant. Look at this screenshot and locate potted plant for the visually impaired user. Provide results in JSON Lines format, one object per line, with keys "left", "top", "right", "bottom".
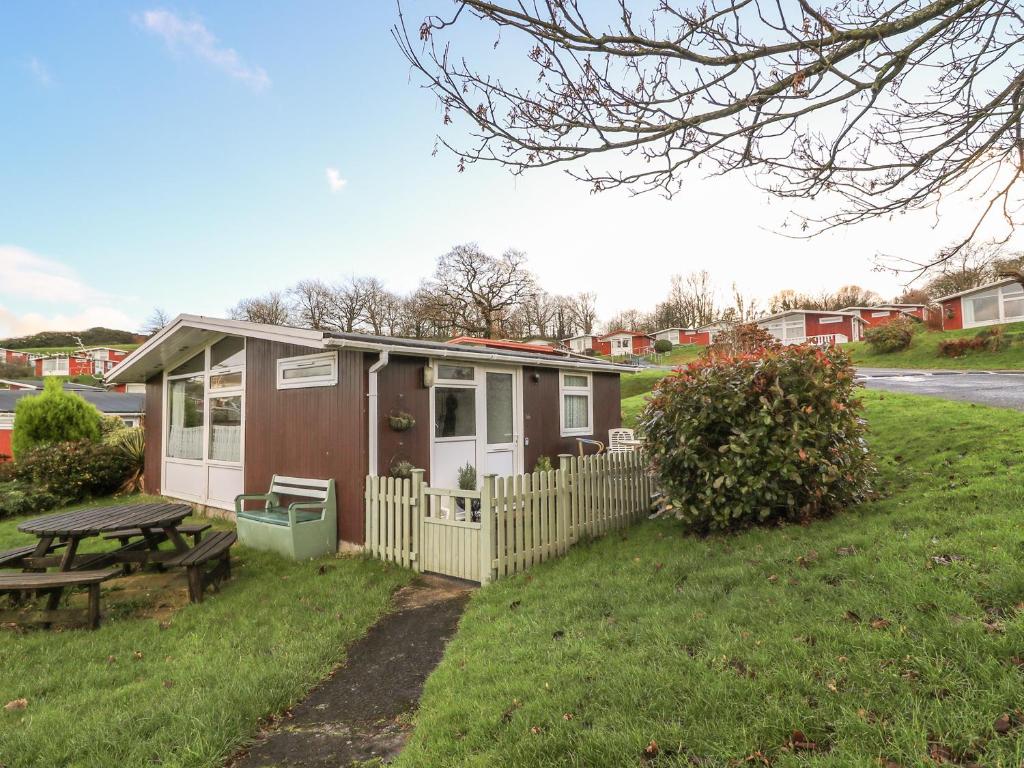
{"left": 388, "top": 411, "right": 416, "bottom": 432}
{"left": 389, "top": 459, "right": 415, "bottom": 479}
{"left": 455, "top": 462, "right": 480, "bottom": 521}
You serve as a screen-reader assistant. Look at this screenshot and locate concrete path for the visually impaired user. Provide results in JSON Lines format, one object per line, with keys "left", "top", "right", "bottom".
{"left": 228, "top": 575, "right": 473, "bottom": 767}
{"left": 858, "top": 368, "right": 1024, "bottom": 410}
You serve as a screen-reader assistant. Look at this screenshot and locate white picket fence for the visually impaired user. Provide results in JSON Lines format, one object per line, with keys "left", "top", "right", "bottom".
{"left": 364, "top": 452, "right": 654, "bottom": 583}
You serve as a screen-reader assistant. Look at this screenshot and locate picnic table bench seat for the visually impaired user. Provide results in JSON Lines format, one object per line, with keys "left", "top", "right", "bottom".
{"left": 167, "top": 531, "right": 236, "bottom": 603}
{"left": 0, "top": 541, "right": 66, "bottom": 570}
{"left": 235, "top": 476, "right": 336, "bottom": 560}
{"left": 0, "top": 568, "right": 120, "bottom": 629}
{"left": 102, "top": 523, "right": 211, "bottom": 545}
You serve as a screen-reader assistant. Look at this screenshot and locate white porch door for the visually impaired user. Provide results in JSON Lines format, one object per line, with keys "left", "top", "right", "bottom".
{"left": 483, "top": 371, "right": 517, "bottom": 477}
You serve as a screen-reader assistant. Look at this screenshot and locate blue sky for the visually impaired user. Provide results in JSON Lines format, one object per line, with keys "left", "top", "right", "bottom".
{"left": 0, "top": 3, "right": 1012, "bottom": 336}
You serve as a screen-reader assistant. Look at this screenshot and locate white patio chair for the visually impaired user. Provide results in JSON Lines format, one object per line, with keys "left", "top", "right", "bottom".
{"left": 608, "top": 428, "right": 638, "bottom": 453}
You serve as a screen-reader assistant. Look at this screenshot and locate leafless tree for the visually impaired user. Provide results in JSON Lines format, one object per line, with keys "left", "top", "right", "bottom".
{"left": 727, "top": 283, "right": 762, "bottom": 322}
{"left": 421, "top": 244, "right": 537, "bottom": 337}
{"left": 143, "top": 308, "right": 171, "bottom": 336}
{"left": 652, "top": 271, "right": 718, "bottom": 328}
{"left": 830, "top": 285, "right": 884, "bottom": 309}
{"left": 397, "top": 1, "right": 1024, "bottom": 265}
{"left": 359, "top": 277, "right": 400, "bottom": 336}
{"left": 328, "top": 277, "right": 367, "bottom": 333}
{"left": 566, "top": 291, "right": 598, "bottom": 335}
{"left": 603, "top": 308, "right": 651, "bottom": 333}
{"left": 228, "top": 291, "right": 292, "bottom": 326}
{"left": 917, "top": 240, "right": 1024, "bottom": 296}
{"left": 289, "top": 280, "right": 334, "bottom": 330}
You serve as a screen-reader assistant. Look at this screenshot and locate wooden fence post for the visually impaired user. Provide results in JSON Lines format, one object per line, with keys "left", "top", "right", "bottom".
{"left": 480, "top": 474, "right": 496, "bottom": 585}
{"left": 558, "top": 454, "right": 572, "bottom": 556}
{"left": 411, "top": 468, "right": 425, "bottom": 572}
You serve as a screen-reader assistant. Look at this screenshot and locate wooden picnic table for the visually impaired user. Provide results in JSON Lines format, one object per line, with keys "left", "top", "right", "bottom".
{"left": 17, "top": 502, "right": 194, "bottom": 572}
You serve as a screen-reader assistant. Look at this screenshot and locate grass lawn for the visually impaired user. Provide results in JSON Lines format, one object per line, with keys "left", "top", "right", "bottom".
{"left": 848, "top": 321, "right": 1024, "bottom": 370}
{"left": 0, "top": 497, "right": 411, "bottom": 768}
{"left": 397, "top": 390, "right": 1024, "bottom": 766}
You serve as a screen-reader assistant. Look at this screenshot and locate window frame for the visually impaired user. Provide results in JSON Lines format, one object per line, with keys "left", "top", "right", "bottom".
{"left": 559, "top": 370, "right": 594, "bottom": 437}
{"left": 164, "top": 336, "right": 246, "bottom": 467}
{"left": 817, "top": 316, "right": 843, "bottom": 325}
{"left": 276, "top": 351, "right": 338, "bottom": 390}
{"left": 435, "top": 362, "right": 476, "bottom": 384}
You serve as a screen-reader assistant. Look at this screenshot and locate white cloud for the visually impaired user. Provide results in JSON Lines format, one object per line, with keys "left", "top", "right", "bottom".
{"left": 0, "top": 245, "right": 106, "bottom": 304}
{"left": 0, "top": 306, "right": 138, "bottom": 339}
{"left": 138, "top": 9, "right": 270, "bottom": 91}
{"left": 0, "top": 246, "right": 139, "bottom": 337}
{"left": 326, "top": 167, "right": 347, "bottom": 192}
{"left": 26, "top": 57, "right": 52, "bottom": 87}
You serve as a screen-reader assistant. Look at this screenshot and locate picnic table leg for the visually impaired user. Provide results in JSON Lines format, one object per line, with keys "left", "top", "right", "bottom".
{"left": 87, "top": 583, "right": 101, "bottom": 629}
{"left": 41, "top": 586, "right": 65, "bottom": 629}
{"left": 162, "top": 526, "right": 190, "bottom": 554}
{"left": 58, "top": 538, "right": 80, "bottom": 572}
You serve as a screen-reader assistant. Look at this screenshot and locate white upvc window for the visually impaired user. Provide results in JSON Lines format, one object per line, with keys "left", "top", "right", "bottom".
{"left": 276, "top": 351, "right": 338, "bottom": 390}
{"left": 559, "top": 371, "right": 593, "bottom": 437}
{"left": 871, "top": 310, "right": 891, "bottom": 318}
{"left": 166, "top": 337, "right": 246, "bottom": 466}
{"left": 818, "top": 316, "right": 843, "bottom": 325}
{"left": 964, "top": 284, "right": 1024, "bottom": 326}
{"left": 0, "top": 414, "right": 13, "bottom": 429}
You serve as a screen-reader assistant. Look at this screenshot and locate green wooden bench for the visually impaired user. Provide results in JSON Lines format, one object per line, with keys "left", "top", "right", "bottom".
{"left": 0, "top": 568, "right": 120, "bottom": 629}
{"left": 235, "top": 476, "right": 337, "bottom": 560}
{"left": 167, "top": 531, "right": 237, "bottom": 603}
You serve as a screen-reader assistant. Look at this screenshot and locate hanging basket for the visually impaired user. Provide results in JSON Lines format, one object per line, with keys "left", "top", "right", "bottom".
{"left": 388, "top": 412, "right": 416, "bottom": 432}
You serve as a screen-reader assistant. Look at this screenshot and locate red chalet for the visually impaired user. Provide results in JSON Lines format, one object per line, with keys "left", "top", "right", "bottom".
{"left": 841, "top": 304, "right": 929, "bottom": 328}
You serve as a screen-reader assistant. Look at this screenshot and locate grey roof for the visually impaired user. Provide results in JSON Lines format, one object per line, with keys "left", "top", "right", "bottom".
{"left": 0, "top": 389, "right": 144, "bottom": 415}
{"left": 0, "top": 378, "right": 105, "bottom": 391}
{"left": 324, "top": 329, "right": 628, "bottom": 370}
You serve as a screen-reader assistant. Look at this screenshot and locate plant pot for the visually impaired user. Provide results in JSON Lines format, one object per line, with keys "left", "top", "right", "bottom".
{"left": 455, "top": 496, "right": 481, "bottom": 522}
{"left": 388, "top": 414, "right": 415, "bottom": 431}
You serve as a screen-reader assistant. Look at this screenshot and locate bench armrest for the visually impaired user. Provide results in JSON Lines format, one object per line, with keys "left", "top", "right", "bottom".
{"left": 235, "top": 493, "right": 279, "bottom": 515}
{"left": 287, "top": 501, "right": 326, "bottom": 525}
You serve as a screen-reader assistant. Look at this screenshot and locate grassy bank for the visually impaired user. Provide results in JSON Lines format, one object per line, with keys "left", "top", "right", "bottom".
{"left": 0, "top": 497, "right": 410, "bottom": 768}
{"left": 398, "top": 391, "right": 1024, "bottom": 766}
{"left": 849, "top": 321, "right": 1024, "bottom": 369}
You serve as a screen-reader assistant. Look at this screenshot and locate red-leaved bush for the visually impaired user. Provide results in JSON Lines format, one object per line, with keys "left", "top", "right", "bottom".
{"left": 642, "top": 345, "right": 874, "bottom": 532}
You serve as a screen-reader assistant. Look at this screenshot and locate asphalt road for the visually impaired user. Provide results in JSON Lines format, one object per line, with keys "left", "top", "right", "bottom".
{"left": 858, "top": 368, "right": 1024, "bottom": 410}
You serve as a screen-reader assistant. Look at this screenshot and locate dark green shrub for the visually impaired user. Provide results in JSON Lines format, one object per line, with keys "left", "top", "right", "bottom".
{"left": 0, "top": 481, "right": 64, "bottom": 520}
{"left": 864, "top": 317, "right": 915, "bottom": 353}
{"left": 11, "top": 378, "right": 102, "bottom": 457}
{"left": 12, "top": 440, "right": 133, "bottom": 503}
{"left": 642, "top": 346, "right": 874, "bottom": 533}
{"left": 653, "top": 338, "right": 673, "bottom": 354}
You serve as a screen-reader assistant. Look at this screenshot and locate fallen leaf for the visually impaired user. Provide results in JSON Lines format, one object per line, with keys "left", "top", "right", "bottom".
{"left": 927, "top": 742, "right": 954, "bottom": 763}
{"left": 797, "top": 550, "right": 819, "bottom": 568}
{"left": 869, "top": 617, "right": 891, "bottom": 630}
{"left": 790, "top": 729, "right": 817, "bottom": 751}
{"left": 132, "top": 650, "right": 144, "bottom": 661}
{"left": 3, "top": 698, "right": 27, "bottom": 711}
{"left": 844, "top": 610, "right": 862, "bottom": 623}
{"left": 552, "top": 630, "right": 565, "bottom": 640}
{"left": 836, "top": 546, "right": 857, "bottom": 556}
{"left": 530, "top": 725, "right": 543, "bottom": 734}
{"left": 162, "top": 680, "right": 175, "bottom": 689}
{"left": 982, "top": 619, "right": 1005, "bottom": 634}
{"left": 641, "top": 740, "right": 659, "bottom": 760}
{"left": 509, "top": 600, "right": 521, "bottom": 610}
{"left": 562, "top": 712, "right": 574, "bottom": 721}
{"left": 767, "top": 574, "right": 779, "bottom": 583}
{"left": 994, "top": 713, "right": 1012, "bottom": 734}
{"left": 106, "top": 655, "right": 116, "bottom": 664}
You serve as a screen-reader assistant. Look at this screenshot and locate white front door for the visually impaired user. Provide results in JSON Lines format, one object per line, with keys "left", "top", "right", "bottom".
{"left": 430, "top": 364, "right": 522, "bottom": 489}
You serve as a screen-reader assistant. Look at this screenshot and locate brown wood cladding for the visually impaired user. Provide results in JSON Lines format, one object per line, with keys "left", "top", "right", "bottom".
{"left": 522, "top": 368, "right": 621, "bottom": 469}
{"left": 376, "top": 355, "right": 431, "bottom": 481}
{"left": 243, "top": 339, "right": 369, "bottom": 544}
{"left": 144, "top": 374, "right": 163, "bottom": 495}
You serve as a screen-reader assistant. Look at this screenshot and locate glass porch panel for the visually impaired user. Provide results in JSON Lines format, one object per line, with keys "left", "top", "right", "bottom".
{"left": 486, "top": 372, "right": 514, "bottom": 445}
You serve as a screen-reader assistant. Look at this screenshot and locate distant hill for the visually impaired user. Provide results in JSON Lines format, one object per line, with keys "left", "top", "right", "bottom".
{"left": 0, "top": 327, "right": 142, "bottom": 350}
